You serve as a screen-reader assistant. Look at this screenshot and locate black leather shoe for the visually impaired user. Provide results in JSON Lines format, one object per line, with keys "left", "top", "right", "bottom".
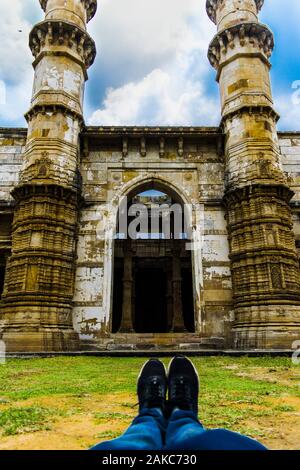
{"left": 167, "top": 356, "right": 199, "bottom": 416}
{"left": 137, "top": 359, "right": 167, "bottom": 413}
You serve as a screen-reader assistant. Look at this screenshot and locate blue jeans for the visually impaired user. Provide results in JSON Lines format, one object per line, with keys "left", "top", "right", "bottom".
{"left": 90, "top": 408, "right": 267, "bottom": 451}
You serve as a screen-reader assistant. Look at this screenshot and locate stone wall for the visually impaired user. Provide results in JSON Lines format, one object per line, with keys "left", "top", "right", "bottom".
{"left": 0, "top": 129, "right": 26, "bottom": 255}
{"left": 279, "top": 132, "right": 300, "bottom": 201}
{"left": 279, "top": 132, "right": 300, "bottom": 259}
{"left": 0, "top": 127, "right": 299, "bottom": 349}
{"left": 0, "top": 129, "right": 26, "bottom": 204}
{"left": 73, "top": 127, "right": 233, "bottom": 347}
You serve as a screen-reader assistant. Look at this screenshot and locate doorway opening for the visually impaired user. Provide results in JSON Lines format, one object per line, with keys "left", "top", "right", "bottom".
{"left": 135, "top": 261, "right": 168, "bottom": 333}
{"left": 112, "top": 185, "right": 195, "bottom": 334}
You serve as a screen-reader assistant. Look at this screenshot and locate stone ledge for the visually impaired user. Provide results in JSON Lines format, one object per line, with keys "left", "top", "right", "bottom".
{"left": 4, "top": 349, "right": 295, "bottom": 358}
{"left": 206, "top": 0, "right": 264, "bottom": 25}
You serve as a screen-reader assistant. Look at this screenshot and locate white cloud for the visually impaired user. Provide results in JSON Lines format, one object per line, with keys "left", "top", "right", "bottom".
{"left": 88, "top": 65, "right": 219, "bottom": 126}
{"left": 275, "top": 89, "right": 300, "bottom": 131}
{"left": 90, "top": 0, "right": 214, "bottom": 72}
{"left": 88, "top": 0, "right": 219, "bottom": 126}
{"left": 0, "top": 1, "right": 32, "bottom": 83}
{"left": 0, "top": 0, "right": 41, "bottom": 125}
{"left": 0, "top": 0, "right": 299, "bottom": 130}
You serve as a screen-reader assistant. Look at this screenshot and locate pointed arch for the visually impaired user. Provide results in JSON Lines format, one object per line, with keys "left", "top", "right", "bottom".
{"left": 101, "top": 173, "right": 204, "bottom": 337}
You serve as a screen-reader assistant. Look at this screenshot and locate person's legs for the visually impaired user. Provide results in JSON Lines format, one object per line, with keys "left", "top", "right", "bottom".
{"left": 165, "top": 408, "right": 267, "bottom": 450}
{"left": 165, "top": 356, "right": 267, "bottom": 451}
{"left": 91, "top": 359, "right": 168, "bottom": 451}
{"left": 91, "top": 407, "right": 166, "bottom": 450}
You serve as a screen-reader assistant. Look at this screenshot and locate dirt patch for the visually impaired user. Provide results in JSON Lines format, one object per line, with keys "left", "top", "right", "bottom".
{"left": 231, "top": 394, "right": 300, "bottom": 449}
{"left": 241, "top": 412, "right": 300, "bottom": 450}
{"left": 0, "top": 392, "right": 136, "bottom": 450}
{"left": 236, "top": 367, "right": 300, "bottom": 388}
{"left": 0, "top": 391, "right": 299, "bottom": 450}
{"left": 0, "top": 413, "right": 127, "bottom": 450}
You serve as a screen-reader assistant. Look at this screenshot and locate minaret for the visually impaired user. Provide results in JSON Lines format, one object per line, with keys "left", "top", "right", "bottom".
{"left": 206, "top": 0, "right": 300, "bottom": 348}
{"left": 0, "top": 0, "right": 97, "bottom": 351}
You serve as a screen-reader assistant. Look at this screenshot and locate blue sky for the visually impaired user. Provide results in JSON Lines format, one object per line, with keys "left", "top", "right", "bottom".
{"left": 0, "top": 0, "right": 299, "bottom": 130}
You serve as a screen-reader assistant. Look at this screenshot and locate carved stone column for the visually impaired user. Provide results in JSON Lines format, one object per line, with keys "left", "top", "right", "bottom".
{"left": 166, "top": 268, "right": 173, "bottom": 332}
{"left": 0, "top": 0, "right": 97, "bottom": 351}
{"left": 119, "top": 244, "right": 134, "bottom": 333}
{"left": 171, "top": 245, "right": 186, "bottom": 332}
{"left": 206, "top": 0, "right": 300, "bottom": 348}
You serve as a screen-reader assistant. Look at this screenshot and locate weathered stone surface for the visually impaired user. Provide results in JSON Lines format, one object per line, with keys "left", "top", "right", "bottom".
{"left": 0, "top": 1, "right": 299, "bottom": 352}
{"left": 0, "top": 0, "right": 97, "bottom": 352}
{"left": 207, "top": 0, "right": 300, "bottom": 349}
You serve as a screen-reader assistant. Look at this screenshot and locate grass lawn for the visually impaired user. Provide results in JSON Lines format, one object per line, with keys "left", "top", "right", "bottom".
{"left": 0, "top": 356, "right": 299, "bottom": 450}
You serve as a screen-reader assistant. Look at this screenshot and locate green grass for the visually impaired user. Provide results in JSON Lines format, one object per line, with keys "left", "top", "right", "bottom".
{"left": 0, "top": 356, "right": 298, "bottom": 401}
{"left": 0, "top": 356, "right": 299, "bottom": 444}
{"left": 0, "top": 406, "right": 57, "bottom": 436}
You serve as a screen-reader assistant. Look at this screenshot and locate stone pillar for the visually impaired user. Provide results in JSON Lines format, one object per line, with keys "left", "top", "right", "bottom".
{"left": 166, "top": 269, "right": 173, "bottom": 332}
{"left": 171, "top": 245, "right": 186, "bottom": 332}
{"left": 119, "top": 246, "right": 134, "bottom": 333}
{"left": 0, "top": 0, "right": 97, "bottom": 351}
{"left": 132, "top": 267, "right": 136, "bottom": 331}
{"left": 206, "top": 0, "right": 300, "bottom": 348}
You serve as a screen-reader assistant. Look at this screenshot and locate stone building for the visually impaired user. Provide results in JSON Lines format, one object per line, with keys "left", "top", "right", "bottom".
{"left": 0, "top": 0, "right": 300, "bottom": 352}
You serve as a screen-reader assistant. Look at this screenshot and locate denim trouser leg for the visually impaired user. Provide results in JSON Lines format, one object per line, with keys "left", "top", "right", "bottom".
{"left": 90, "top": 408, "right": 166, "bottom": 450}
{"left": 165, "top": 409, "right": 267, "bottom": 451}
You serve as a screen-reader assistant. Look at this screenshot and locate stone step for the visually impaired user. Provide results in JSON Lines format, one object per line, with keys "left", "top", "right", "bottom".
{"left": 81, "top": 334, "right": 225, "bottom": 351}
{"left": 6, "top": 350, "right": 295, "bottom": 358}
{"left": 108, "top": 333, "right": 216, "bottom": 341}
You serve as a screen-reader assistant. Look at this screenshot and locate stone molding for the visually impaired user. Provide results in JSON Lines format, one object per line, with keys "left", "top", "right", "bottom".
{"left": 11, "top": 183, "right": 79, "bottom": 203}
{"left": 208, "top": 22, "right": 274, "bottom": 69}
{"left": 220, "top": 104, "right": 280, "bottom": 127}
{"left": 83, "top": 126, "right": 222, "bottom": 137}
{"left": 29, "top": 20, "right": 96, "bottom": 68}
{"left": 25, "top": 103, "right": 84, "bottom": 126}
{"left": 30, "top": 89, "right": 83, "bottom": 117}
{"left": 39, "top": 0, "right": 97, "bottom": 22}
{"left": 206, "top": 0, "right": 264, "bottom": 24}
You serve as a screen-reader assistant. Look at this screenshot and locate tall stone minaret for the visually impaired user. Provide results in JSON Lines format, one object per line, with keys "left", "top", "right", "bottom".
{"left": 0, "top": 0, "right": 97, "bottom": 351}
{"left": 206, "top": 0, "right": 300, "bottom": 349}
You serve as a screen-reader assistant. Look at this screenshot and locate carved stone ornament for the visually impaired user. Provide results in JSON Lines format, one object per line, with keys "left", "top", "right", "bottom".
{"left": 271, "top": 265, "right": 282, "bottom": 289}
{"left": 208, "top": 22, "right": 274, "bottom": 69}
{"left": 39, "top": 0, "right": 97, "bottom": 22}
{"left": 29, "top": 20, "right": 96, "bottom": 68}
{"left": 206, "top": 0, "right": 264, "bottom": 24}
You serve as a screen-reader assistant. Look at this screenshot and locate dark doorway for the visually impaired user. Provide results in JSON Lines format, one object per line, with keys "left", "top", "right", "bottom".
{"left": 112, "top": 186, "right": 195, "bottom": 334}
{"left": 135, "top": 267, "right": 167, "bottom": 333}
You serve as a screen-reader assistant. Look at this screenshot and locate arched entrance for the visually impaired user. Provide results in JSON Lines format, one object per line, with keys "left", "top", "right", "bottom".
{"left": 111, "top": 182, "right": 195, "bottom": 334}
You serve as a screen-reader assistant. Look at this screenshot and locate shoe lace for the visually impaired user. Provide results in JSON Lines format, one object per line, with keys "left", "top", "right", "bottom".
{"left": 133, "top": 378, "right": 164, "bottom": 409}
{"left": 145, "top": 378, "right": 164, "bottom": 406}
{"left": 169, "top": 377, "right": 191, "bottom": 409}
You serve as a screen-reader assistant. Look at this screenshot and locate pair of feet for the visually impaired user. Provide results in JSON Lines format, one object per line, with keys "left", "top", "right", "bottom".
{"left": 137, "top": 356, "right": 199, "bottom": 418}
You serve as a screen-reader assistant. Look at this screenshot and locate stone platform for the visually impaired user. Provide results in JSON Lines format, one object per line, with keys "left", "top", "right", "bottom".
{"left": 5, "top": 350, "right": 294, "bottom": 358}
{"left": 81, "top": 333, "right": 225, "bottom": 352}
